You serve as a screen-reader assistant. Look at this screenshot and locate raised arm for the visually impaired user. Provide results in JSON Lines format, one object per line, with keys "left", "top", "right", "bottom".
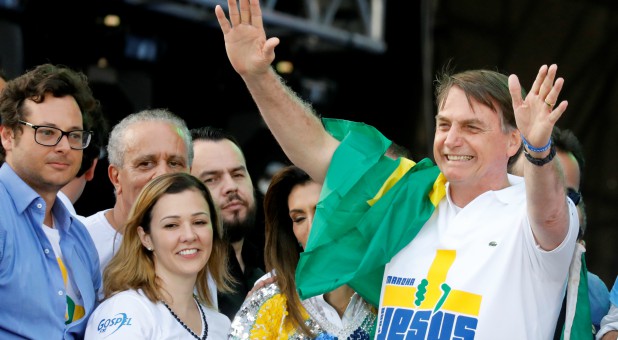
{"left": 215, "top": 0, "right": 339, "bottom": 183}
{"left": 508, "top": 64, "right": 573, "bottom": 250}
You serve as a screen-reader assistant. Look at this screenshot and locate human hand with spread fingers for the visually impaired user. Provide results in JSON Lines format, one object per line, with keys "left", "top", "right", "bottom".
{"left": 509, "top": 64, "right": 568, "bottom": 154}
{"left": 215, "top": 0, "right": 280, "bottom": 79}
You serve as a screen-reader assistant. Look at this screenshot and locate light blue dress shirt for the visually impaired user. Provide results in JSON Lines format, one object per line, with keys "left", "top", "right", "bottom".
{"left": 0, "top": 163, "right": 101, "bottom": 339}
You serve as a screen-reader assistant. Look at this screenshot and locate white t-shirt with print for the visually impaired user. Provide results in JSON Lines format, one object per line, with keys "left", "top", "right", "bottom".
{"left": 376, "top": 175, "right": 579, "bottom": 340}
{"left": 85, "top": 289, "right": 230, "bottom": 339}
{"left": 42, "top": 223, "right": 85, "bottom": 324}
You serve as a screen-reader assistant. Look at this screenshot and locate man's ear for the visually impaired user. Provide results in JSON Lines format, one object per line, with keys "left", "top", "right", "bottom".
{"left": 108, "top": 164, "right": 122, "bottom": 195}
{"left": 0, "top": 126, "right": 14, "bottom": 152}
{"left": 507, "top": 129, "right": 521, "bottom": 158}
{"left": 84, "top": 158, "right": 98, "bottom": 182}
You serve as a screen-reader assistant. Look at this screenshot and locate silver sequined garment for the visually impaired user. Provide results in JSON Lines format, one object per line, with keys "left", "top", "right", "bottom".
{"left": 228, "top": 282, "right": 376, "bottom": 339}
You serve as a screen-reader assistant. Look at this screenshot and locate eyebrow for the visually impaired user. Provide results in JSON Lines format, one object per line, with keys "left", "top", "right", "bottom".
{"left": 159, "top": 211, "right": 210, "bottom": 222}
{"left": 168, "top": 155, "right": 188, "bottom": 162}
{"left": 197, "top": 165, "right": 247, "bottom": 177}
{"left": 133, "top": 154, "right": 157, "bottom": 163}
{"left": 436, "top": 115, "right": 484, "bottom": 126}
{"left": 31, "top": 121, "right": 84, "bottom": 130}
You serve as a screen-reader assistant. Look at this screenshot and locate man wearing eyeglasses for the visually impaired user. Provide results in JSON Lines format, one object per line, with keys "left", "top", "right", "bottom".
{"left": 0, "top": 64, "right": 102, "bottom": 339}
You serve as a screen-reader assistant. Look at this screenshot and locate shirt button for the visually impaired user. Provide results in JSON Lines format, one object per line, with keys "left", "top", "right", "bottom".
{"left": 58, "top": 291, "right": 64, "bottom": 296}
{"left": 37, "top": 203, "right": 43, "bottom": 209}
{"left": 44, "top": 249, "right": 50, "bottom": 254}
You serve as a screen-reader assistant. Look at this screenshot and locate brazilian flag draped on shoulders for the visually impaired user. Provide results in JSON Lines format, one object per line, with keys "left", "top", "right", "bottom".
{"left": 295, "top": 118, "right": 446, "bottom": 307}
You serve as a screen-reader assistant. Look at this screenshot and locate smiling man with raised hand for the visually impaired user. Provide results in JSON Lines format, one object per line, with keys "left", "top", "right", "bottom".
{"left": 0, "top": 63, "right": 101, "bottom": 339}
{"left": 215, "top": 0, "right": 579, "bottom": 338}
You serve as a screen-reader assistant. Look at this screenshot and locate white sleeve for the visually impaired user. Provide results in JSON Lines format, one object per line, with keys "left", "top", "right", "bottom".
{"left": 597, "top": 304, "right": 618, "bottom": 339}
{"left": 85, "top": 293, "right": 156, "bottom": 339}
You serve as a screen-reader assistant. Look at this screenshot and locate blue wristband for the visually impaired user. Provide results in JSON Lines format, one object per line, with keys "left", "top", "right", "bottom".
{"left": 521, "top": 135, "right": 552, "bottom": 153}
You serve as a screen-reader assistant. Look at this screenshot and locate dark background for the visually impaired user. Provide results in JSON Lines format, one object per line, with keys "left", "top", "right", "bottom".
{"left": 1, "top": 0, "right": 616, "bottom": 287}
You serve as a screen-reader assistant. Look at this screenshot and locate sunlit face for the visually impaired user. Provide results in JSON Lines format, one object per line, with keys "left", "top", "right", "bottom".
{"left": 433, "top": 87, "right": 518, "bottom": 194}
{"left": 1, "top": 94, "right": 83, "bottom": 196}
{"left": 288, "top": 181, "right": 321, "bottom": 249}
{"left": 191, "top": 139, "right": 255, "bottom": 227}
{"left": 110, "top": 121, "right": 189, "bottom": 211}
{"left": 138, "top": 189, "right": 213, "bottom": 281}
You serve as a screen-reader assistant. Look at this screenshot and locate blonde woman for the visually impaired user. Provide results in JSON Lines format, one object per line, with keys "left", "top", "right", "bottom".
{"left": 85, "top": 172, "right": 233, "bottom": 339}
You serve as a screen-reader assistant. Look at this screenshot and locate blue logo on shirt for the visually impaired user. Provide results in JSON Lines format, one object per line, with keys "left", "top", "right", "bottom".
{"left": 97, "top": 313, "right": 133, "bottom": 335}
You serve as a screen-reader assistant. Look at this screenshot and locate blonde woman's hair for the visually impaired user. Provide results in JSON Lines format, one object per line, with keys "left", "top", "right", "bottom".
{"left": 102, "top": 172, "right": 234, "bottom": 307}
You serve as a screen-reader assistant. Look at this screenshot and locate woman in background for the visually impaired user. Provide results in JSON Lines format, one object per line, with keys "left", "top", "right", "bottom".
{"left": 85, "top": 172, "right": 233, "bottom": 339}
{"left": 229, "top": 165, "right": 376, "bottom": 339}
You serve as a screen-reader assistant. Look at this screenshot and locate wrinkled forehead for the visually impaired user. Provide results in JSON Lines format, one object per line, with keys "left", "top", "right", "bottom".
{"left": 123, "top": 122, "right": 189, "bottom": 158}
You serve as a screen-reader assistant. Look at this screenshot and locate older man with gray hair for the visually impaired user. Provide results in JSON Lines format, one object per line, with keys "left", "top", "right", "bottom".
{"left": 83, "top": 108, "right": 193, "bottom": 287}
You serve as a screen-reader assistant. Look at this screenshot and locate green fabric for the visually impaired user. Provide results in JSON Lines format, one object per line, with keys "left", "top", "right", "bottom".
{"left": 295, "top": 118, "right": 441, "bottom": 307}
{"left": 561, "top": 252, "right": 593, "bottom": 340}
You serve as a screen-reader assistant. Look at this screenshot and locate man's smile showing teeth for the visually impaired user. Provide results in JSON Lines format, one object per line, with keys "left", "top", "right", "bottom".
{"left": 447, "top": 155, "right": 473, "bottom": 161}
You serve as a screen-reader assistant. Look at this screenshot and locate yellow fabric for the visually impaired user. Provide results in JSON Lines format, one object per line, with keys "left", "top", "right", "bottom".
{"left": 429, "top": 173, "right": 447, "bottom": 206}
{"left": 250, "top": 293, "right": 310, "bottom": 339}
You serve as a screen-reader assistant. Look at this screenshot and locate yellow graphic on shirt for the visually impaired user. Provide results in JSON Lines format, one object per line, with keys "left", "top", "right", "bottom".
{"left": 377, "top": 250, "right": 481, "bottom": 339}
{"left": 57, "top": 258, "right": 85, "bottom": 324}
{"left": 383, "top": 250, "right": 481, "bottom": 314}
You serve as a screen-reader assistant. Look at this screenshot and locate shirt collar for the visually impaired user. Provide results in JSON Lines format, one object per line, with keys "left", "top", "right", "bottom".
{"left": 0, "top": 163, "right": 74, "bottom": 230}
{"left": 445, "top": 174, "right": 524, "bottom": 208}
{"left": 0, "top": 163, "right": 41, "bottom": 214}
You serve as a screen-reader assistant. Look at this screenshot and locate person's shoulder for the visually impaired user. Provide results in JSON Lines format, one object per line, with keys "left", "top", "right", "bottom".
{"left": 87, "top": 289, "right": 157, "bottom": 339}
{"left": 56, "top": 191, "right": 76, "bottom": 215}
{"left": 102, "top": 289, "right": 142, "bottom": 303}
{"left": 244, "top": 281, "right": 282, "bottom": 309}
{"left": 489, "top": 174, "right": 526, "bottom": 204}
{"left": 0, "top": 165, "right": 36, "bottom": 208}
{"left": 588, "top": 272, "right": 610, "bottom": 296}
{"left": 83, "top": 209, "right": 114, "bottom": 232}
{"left": 97, "top": 289, "right": 155, "bottom": 312}
{"left": 230, "top": 282, "right": 287, "bottom": 335}
{"left": 203, "top": 305, "right": 232, "bottom": 326}
{"left": 83, "top": 209, "right": 110, "bottom": 224}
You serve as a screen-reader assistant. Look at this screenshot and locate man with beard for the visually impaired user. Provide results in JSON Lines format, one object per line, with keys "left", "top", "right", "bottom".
{"left": 190, "top": 126, "right": 266, "bottom": 320}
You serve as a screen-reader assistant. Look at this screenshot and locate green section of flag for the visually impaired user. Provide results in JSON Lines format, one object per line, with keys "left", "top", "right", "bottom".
{"left": 295, "top": 118, "right": 441, "bottom": 306}
{"left": 561, "top": 249, "right": 593, "bottom": 339}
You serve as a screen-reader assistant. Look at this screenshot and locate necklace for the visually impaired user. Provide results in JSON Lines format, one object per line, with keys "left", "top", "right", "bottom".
{"left": 162, "top": 297, "right": 208, "bottom": 340}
